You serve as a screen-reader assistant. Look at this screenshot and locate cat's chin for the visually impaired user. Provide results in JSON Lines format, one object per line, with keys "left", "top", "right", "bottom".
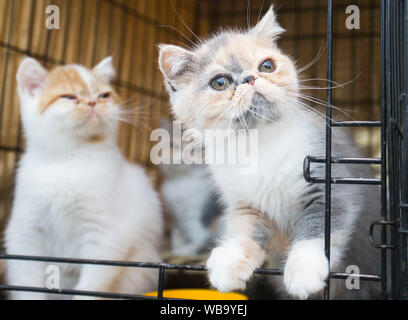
{"left": 74, "top": 119, "right": 110, "bottom": 141}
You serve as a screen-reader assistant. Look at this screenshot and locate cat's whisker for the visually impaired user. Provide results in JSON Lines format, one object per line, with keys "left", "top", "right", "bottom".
{"left": 236, "top": 107, "right": 250, "bottom": 131}
{"left": 168, "top": 0, "right": 202, "bottom": 45}
{"left": 296, "top": 75, "right": 360, "bottom": 91}
{"left": 296, "top": 93, "right": 357, "bottom": 121}
{"left": 298, "top": 78, "right": 341, "bottom": 84}
{"left": 156, "top": 25, "right": 197, "bottom": 47}
{"left": 296, "top": 41, "right": 326, "bottom": 74}
{"left": 247, "top": 107, "right": 277, "bottom": 124}
{"left": 211, "top": 104, "right": 234, "bottom": 129}
{"left": 285, "top": 102, "right": 315, "bottom": 126}
{"left": 257, "top": 0, "right": 266, "bottom": 24}
{"left": 227, "top": 107, "right": 236, "bottom": 133}
{"left": 289, "top": 100, "right": 340, "bottom": 138}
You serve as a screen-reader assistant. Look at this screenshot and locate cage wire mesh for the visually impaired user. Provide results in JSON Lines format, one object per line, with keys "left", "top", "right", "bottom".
{"left": 0, "top": 0, "right": 405, "bottom": 299}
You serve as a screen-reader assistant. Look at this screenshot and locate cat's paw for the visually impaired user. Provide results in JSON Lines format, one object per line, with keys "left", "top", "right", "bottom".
{"left": 283, "top": 240, "right": 329, "bottom": 300}
{"left": 207, "top": 243, "right": 255, "bottom": 293}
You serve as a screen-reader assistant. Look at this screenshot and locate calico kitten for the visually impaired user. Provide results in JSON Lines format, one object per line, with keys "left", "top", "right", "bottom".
{"left": 5, "top": 57, "right": 163, "bottom": 299}
{"left": 158, "top": 6, "right": 380, "bottom": 299}
{"left": 159, "top": 119, "right": 222, "bottom": 256}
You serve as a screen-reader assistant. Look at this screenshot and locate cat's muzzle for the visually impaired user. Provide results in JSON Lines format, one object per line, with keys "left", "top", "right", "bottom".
{"left": 235, "top": 93, "right": 279, "bottom": 128}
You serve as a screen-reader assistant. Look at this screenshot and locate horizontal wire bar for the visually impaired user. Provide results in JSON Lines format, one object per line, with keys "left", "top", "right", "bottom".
{"left": 329, "top": 273, "right": 382, "bottom": 281}
{"left": 308, "top": 157, "right": 382, "bottom": 165}
{"left": 332, "top": 121, "right": 382, "bottom": 127}
{"left": 0, "top": 254, "right": 381, "bottom": 282}
{"left": 0, "top": 145, "right": 23, "bottom": 153}
{"left": 307, "top": 177, "right": 382, "bottom": 185}
{"left": 0, "top": 285, "right": 180, "bottom": 300}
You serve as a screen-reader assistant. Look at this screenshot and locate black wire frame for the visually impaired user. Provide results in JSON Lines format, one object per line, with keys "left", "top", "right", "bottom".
{"left": 0, "top": 0, "right": 406, "bottom": 300}
{"left": 383, "top": 0, "right": 408, "bottom": 300}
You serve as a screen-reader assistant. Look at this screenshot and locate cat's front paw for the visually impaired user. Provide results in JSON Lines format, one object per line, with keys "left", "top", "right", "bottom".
{"left": 283, "top": 240, "right": 329, "bottom": 300}
{"left": 207, "top": 243, "right": 255, "bottom": 293}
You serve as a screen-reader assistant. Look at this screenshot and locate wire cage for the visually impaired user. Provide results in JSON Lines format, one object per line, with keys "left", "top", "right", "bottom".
{"left": 0, "top": 0, "right": 406, "bottom": 300}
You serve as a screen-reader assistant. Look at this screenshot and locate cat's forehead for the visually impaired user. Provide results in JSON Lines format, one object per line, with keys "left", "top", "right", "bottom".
{"left": 46, "top": 65, "right": 108, "bottom": 94}
{"left": 198, "top": 32, "right": 273, "bottom": 70}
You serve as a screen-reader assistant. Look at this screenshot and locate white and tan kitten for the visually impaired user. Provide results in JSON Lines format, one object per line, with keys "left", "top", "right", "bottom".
{"left": 158, "top": 6, "right": 380, "bottom": 299}
{"left": 5, "top": 57, "right": 163, "bottom": 299}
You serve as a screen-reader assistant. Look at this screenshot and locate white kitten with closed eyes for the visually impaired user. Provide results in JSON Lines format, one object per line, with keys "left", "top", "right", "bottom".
{"left": 5, "top": 57, "right": 163, "bottom": 299}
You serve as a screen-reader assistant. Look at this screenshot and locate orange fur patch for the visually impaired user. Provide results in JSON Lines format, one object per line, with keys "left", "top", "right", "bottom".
{"left": 38, "top": 65, "right": 120, "bottom": 114}
{"left": 39, "top": 66, "right": 89, "bottom": 113}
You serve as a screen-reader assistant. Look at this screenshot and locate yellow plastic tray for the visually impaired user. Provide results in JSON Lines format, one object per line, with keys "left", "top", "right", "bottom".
{"left": 144, "top": 289, "right": 248, "bottom": 300}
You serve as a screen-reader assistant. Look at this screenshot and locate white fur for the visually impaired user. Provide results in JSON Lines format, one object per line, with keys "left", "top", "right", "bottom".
{"left": 283, "top": 239, "right": 329, "bottom": 300}
{"left": 5, "top": 59, "right": 163, "bottom": 300}
{"left": 93, "top": 56, "right": 116, "bottom": 82}
{"left": 206, "top": 113, "right": 318, "bottom": 295}
{"left": 207, "top": 240, "right": 264, "bottom": 292}
{"left": 249, "top": 5, "right": 285, "bottom": 41}
{"left": 16, "top": 58, "right": 48, "bottom": 97}
{"left": 209, "top": 114, "right": 311, "bottom": 231}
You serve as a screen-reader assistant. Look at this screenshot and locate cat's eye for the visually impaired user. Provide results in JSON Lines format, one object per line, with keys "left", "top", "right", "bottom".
{"left": 60, "top": 95, "right": 77, "bottom": 100}
{"left": 98, "top": 92, "right": 111, "bottom": 99}
{"left": 210, "top": 76, "right": 231, "bottom": 91}
{"left": 259, "top": 59, "right": 276, "bottom": 73}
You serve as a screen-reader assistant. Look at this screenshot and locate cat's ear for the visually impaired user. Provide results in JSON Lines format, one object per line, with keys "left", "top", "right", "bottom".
{"left": 93, "top": 56, "right": 115, "bottom": 82}
{"left": 250, "top": 5, "right": 285, "bottom": 42}
{"left": 16, "top": 57, "right": 48, "bottom": 97}
{"left": 158, "top": 44, "right": 196, "bottom": 91}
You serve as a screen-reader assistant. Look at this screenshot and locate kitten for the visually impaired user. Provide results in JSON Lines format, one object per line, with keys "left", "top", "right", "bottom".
{"left": 159, "top": 119, "right": 222, "bottom": 256}
{"left": 158, "top": 6, "right": 380, "bottom": 299}
{"left": 5, "top": 57, "right": 163, "bottom": 300}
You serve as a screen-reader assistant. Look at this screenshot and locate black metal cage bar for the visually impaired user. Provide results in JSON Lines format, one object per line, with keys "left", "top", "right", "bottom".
{"left": 324, "top": 0, "right": 333, "bottom": 300}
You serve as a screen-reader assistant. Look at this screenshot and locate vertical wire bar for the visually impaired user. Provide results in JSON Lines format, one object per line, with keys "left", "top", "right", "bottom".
{"left": 400, "top": 0, "right": 408, "bottom": 300}
{"left": 390, "top": 0, "right": 399, "bottom": 299}
{"left": 366, "top": 0, "right": 376, "bottom": 156}
{"left": 323, "top": 0, "right": 333, "bottom": 300}
{"left": 380, "top": 0, "right": 389, "bottom": 300}
{"left": 385, "top": 0, "right": 398, "bottom": 299}
{"left": 157, "top": 267, "right": 165, "bottom": 300}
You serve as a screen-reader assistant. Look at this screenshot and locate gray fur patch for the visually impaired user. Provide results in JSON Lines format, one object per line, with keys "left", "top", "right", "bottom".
{"left": 201, "top": 192, "right": 223, "bottom": 227}
{"left": 237, "top": 93, "right": 281, "bottom": 128}
{"left": 225, "top": 55, "right": 244, "bottom": 74}
{"left": 252, "top": 222, "right": 270, "bottom": 249}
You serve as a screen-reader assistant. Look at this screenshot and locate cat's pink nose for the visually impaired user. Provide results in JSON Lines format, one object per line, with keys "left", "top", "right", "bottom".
{"left": 88, "top": 101, "right": 97, "bottom": 108}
